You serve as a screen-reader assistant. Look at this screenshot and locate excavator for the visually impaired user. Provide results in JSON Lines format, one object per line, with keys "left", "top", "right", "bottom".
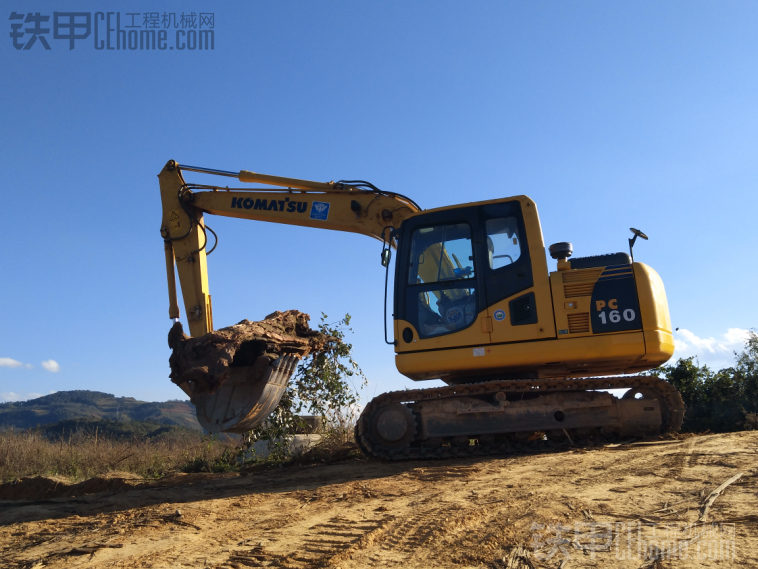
{"left": 158, "top": 160, "right": 684, "bottom": 460}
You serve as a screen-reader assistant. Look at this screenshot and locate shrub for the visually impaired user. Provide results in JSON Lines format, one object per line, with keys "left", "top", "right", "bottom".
{"left": 244, "top": 313, "right": 366, "bottom": 460}
{"left": 648, "top": 330, "right": 758, "bottom": 433}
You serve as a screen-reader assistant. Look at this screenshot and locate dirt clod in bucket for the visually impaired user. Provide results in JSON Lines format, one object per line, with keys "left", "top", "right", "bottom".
{"left": 168, "top": 310, "right": 331, "bottom": 396}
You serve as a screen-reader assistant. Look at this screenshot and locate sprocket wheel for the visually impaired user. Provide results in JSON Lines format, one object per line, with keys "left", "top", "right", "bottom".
{"left": 623, "top": 385, "right": 684, "bottom": 434}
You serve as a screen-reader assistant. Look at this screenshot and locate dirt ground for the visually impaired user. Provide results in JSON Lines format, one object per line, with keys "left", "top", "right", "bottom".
{"left": 2, "top": 431, "right": 757, "bottom": 569}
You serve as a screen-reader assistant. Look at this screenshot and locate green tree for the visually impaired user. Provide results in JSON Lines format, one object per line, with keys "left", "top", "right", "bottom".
{"left": 733, "top": 330, "right": 758, "bottom": 428}
{"left": 246, "top": 313, "right": 367, "bottom": 460}
{"left": 735, "top": 330, "right": 758, "bottom": 378}
{"left": 652, "top": 330, "right": 758, "bottom": 433}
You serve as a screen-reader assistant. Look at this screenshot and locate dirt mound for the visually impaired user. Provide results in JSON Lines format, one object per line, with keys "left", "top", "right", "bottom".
{"left": 0, "top": 472, "right": 144, "bottom": 501}
{"left": 168, "top": 309, "right": 330, "bottom": 395}
{"left": 0, "top": 472, "right": 240, "bottom": 502}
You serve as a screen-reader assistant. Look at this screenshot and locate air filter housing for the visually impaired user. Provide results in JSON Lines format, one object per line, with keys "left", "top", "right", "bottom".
{"left": 549, "top": 242, "right": 573, "bottom": 260}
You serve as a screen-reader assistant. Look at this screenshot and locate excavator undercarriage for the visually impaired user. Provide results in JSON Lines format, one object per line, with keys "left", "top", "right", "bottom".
{"left": 356, "top": 376, "right": 684, "bottom": 460}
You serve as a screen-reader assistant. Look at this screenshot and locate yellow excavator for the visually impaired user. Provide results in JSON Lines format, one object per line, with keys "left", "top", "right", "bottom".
{"left": 159, "top": 160, "right": 683, "bottom": 460}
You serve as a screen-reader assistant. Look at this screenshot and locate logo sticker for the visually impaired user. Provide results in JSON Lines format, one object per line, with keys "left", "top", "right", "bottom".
{"left": 310, "top": 201, "right": 330, "bottom": 221}
{"left": 493, "top": 309, "right": 506, "bottom": 321}
{"left": 231, "top": 197, "right": 308, "bottom": 213}
{"left": 473, "top": 347, "right": 485, "bottom": 357}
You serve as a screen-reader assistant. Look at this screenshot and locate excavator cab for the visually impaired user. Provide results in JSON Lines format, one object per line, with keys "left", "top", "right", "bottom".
{"left": 394, "top": 198, "right": 541, "bottom": 353}
{"left": 391, "top": 196, "right": 675, "bottom": 384}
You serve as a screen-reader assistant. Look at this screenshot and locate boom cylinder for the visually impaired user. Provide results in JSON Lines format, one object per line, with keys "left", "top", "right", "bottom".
{"left": 238, "top": 170, "right": 334, "bottom": 191}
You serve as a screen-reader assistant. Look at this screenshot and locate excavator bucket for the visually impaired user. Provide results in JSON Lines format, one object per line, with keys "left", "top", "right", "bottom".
{"left": 190, "top": 355, "right": 299, "bottom": 434}
{"left": 167, "top": 311, "right": 323, "bottom": 435}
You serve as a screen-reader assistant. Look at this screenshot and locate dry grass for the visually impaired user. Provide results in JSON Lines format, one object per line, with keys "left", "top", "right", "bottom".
{"left": 1, "top": 411, "right": 362, "bottom": 484}
{"left": 0, "top": 429, "right": 238, "bottom": 482}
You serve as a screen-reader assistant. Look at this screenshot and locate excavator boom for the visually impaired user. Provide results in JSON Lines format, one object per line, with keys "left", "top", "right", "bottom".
{"left": 159, "top": 161, "right": 419, "bottom": 338}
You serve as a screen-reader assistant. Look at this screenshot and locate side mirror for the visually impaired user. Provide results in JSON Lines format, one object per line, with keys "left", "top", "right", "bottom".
{"left": 381, "top": 249, "right": 392, "bottom": 267}
{"left": 628, "top": 227, "right": 648, "bottom": 262}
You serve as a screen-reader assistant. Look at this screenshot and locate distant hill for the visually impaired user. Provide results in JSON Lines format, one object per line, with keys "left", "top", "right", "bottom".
{"left": 0, "top": 390, "right": 201, "bottom": 431}
{"left": 32, "top": 417, "right": 202, "bottom": 441}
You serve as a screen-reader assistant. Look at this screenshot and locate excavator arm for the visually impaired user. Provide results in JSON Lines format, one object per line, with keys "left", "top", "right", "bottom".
{"left": 158, "top": 160, "right": 421, "bottom": 338}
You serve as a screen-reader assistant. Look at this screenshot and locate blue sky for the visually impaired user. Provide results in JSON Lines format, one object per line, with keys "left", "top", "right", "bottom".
{"left": 1, "top": 1, "right": 756, "bottom": 403}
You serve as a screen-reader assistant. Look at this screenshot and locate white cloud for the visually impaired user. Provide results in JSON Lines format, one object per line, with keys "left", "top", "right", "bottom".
{"left": 0, "top": 357, "right": 25, "bottom": 368}
{"left": 41, "top": 359, "right": 61, "bottom": 373}
{"left": 672, "top": 328, "right": 751, "bottom": 369}
{"left": 1, "top": 392, "right": 43, "bottom": 402}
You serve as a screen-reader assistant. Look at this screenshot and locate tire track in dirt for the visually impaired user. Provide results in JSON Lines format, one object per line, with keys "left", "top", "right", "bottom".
{"left": 364, "top": 499, "right": 511, "bottom": 566}
{"left": 430, "top": 502, "right": 534, "bottom": 565}
{"left": 277, "top": 515, "right": 393, "bottom": 568}
{"left": 373, "top": 505, "right": 453, "bottom": 563}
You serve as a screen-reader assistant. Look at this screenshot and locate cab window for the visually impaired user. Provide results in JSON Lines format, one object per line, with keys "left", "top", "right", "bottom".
{"left": 407, "top": 223, "right": 477, "bottom": 338}
{"left": 407, "top": 223, "right": 475, "bottom": 285}
{"left": 486, "top": 217, "right": 521, "bottom": 270}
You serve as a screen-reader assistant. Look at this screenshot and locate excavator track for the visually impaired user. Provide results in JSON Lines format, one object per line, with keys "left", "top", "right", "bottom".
{"left": 355, "top": 376, "right": 684, "bottom": 461}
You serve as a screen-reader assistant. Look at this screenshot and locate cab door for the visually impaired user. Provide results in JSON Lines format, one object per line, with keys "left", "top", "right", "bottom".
{"left": 481, "top": 199, "right": 556, "bottom": 345}
{"left": 394, "top": 206, "right": 491, "bottom": 352}
{"left": 393, "top": 197, "right": 555, "bottom": 354}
